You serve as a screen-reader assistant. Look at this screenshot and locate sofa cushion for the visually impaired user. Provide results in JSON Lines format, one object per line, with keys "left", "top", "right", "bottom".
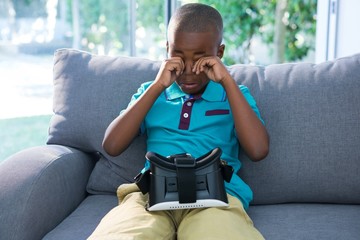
{"left": 248, "top": 203, "right": 360, "bottom": 240}
{"left": 43, "top": 195, "right": 118, "bottom": 240}
{"left": 238, "top": 53, "right": 360, "bottom": 204}
{"left": 43, "top": 196, "right": 360, "bottom": 240}
{"left": 48, "top": 49, "right": 159, "bottom": 193}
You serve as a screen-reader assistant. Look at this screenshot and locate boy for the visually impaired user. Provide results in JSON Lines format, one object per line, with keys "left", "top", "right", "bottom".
{"left": 89, "top": 3, "right": 269, "bottom": 240}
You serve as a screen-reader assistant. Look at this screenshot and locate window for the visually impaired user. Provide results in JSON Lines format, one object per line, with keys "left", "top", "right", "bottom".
{"left": 1, "top": 0, "right": 318, "bottom": 120}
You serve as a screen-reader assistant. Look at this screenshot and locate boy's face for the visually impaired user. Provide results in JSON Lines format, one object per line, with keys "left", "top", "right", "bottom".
{"left": 167, "top": 30, "right": 224, "bottom": 95}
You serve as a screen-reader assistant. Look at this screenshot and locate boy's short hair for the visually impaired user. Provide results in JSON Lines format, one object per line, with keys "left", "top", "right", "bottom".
{"left": 168, "top": 3, "right": 223, "bottom": 43}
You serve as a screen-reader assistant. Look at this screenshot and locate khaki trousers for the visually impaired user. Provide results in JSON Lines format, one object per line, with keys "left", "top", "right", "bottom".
{"left": 88, "top": 183, "right": 264, "bottom": 240}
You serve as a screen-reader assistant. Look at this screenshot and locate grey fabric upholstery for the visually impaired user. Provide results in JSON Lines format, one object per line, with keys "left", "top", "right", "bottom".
{"left": 43, "top": 195, "right": 360, "bottom": 240}
{"left": 43, "top": 195, "right": 118, "bottom": 240}
{"left": 48, "top": 49, "right": 156, "bottom": 194}
{"left": 0, "top": 145, "right": 96, "bottom": 240}
{"left": 236, "top": 56, "right": 360, "bottom": 204}
{"left": 248, "top": 204, "right": 360, "bottom": 239}
{"left": 1, "top": 48, "right": 359, "bottom": 239}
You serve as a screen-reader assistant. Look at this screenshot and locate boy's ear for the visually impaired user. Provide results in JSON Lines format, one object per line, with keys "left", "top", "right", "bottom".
{"left": 217, "top": 44, "right": 225, "bottom": 59}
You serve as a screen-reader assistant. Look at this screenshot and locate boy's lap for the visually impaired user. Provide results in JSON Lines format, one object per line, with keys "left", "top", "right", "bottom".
{"left": 88, "top": 190, "right": 176, "bottom": 239}
{"left": 89, "top": 184, "right": 264, "bottom": 240}
{"left": 177, "top": 195, "right": 263, "bottom": 240}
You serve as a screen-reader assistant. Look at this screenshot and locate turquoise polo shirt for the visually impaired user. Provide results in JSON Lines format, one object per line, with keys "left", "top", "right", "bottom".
{"left": 126, "top": 80, "right": 264, "bottom": 210}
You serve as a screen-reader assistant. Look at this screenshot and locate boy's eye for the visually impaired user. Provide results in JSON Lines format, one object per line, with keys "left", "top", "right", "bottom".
{"left": 172, "top": 50, "right": 183, "bottom": 57}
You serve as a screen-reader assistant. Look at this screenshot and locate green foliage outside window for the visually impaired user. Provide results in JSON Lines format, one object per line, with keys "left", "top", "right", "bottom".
{"left": 199, "top": 0, "right": 317, "bottom": 64}
{"left": 5, "top": 0, "right": 317, "bottom": 63}
{"left": 69, "top": 0, "right": 166, "bottom": 56}
{"left": 72, "top": 0, "right": 317, "bottom": 63}
{"left": 67, "top": 0, "right": 129, "bottom": 55}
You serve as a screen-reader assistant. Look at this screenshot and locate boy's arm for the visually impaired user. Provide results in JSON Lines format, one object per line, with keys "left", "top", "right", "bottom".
{"left": 102, "top": 57, "right": 184, "bottom": 156}
{"left": 102, "top": 82, "right": 164, "bottom": 156}
{"left": 221, "top": 76, "right": 269, "bottom": 161}
{"left": 193, "top": 57, "right": 269, "bottom": 161}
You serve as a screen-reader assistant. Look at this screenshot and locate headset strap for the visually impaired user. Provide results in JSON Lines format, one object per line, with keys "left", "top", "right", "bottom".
{"left": 174, "top": 156, "right": 197, "bottom": 203}
{"left": 134, "top": 169, "right": 150, "bottom": 194}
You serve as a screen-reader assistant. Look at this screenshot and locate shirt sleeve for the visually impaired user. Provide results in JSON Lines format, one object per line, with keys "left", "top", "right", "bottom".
{"left": 119, "top": 81, "right": 153, "bottom": 134}
{"left": 239, "top": 85, "right": 265, "bottom": 125}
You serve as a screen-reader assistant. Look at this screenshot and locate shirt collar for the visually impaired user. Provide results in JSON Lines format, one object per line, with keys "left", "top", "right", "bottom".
{"left": 165, "top": 81, "right": 226, "bottom": 102}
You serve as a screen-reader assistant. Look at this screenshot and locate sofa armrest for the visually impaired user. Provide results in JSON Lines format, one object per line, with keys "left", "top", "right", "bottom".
{"left": 0, "top": 145, "right": 97, "bottom": 240}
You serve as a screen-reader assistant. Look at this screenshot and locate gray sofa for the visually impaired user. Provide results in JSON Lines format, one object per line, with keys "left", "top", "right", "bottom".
{"left": 1, "top": 48, "right": 359, "bottom": 240}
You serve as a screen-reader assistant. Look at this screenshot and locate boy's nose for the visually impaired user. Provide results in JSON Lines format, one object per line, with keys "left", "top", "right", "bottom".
{"left": 184, "top": 60, "right": 194, "bottom": 74}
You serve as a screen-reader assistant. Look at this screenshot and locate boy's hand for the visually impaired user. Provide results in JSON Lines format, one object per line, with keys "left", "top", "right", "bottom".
{"left": 192, "top": 56, "right": 231, "bottom": 84}
{"left": 155, "top": 57, "right": 184, "bottom": 88}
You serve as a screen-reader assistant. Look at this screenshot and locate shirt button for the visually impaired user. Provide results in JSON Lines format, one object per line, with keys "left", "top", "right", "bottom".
{"left": 186, "top": 102, "right": 192, "bottom": 107}
{"left": 183, "top": 113, "right": 189, "bottom": 118}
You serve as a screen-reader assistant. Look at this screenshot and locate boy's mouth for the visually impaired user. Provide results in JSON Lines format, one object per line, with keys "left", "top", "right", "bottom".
{"left": 179, "top": 82, "right": 198, "bottom": 91}
{"left": 181, "top": 82, "right": 197, "bottom": 87}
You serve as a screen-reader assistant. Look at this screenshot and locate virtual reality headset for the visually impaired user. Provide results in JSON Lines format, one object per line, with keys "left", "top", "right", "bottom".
{"left": 135, "top": 148, "right": 233, "bottom": 211}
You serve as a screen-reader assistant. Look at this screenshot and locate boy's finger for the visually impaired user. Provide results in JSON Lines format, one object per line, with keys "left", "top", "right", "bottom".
{"left": 169, "top": 61, "right": 184, "bottom": 76}
{"left": 193, "top": 58, "right": 204, "bottom": 74}
{"left": 194, "top": 57, "right": 212, "bottom": 74}
{"left": 169, "top": 57, "right": 184, "bottom": 75}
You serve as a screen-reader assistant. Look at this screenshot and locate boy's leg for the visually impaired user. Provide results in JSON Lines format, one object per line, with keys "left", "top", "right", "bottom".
{"left": 177, "top": 194, "right": 264, "bottom": 240}
{"left": 88, "top": 184, "right": 176, "bottom": 240}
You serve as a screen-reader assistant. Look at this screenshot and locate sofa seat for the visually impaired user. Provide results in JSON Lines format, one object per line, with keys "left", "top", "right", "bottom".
{"left": 43, "top": 195, "right": 117, "bottom": 240}
{"left": 43, "top": 195, "right": 360, "bottom": 240}
{"left": 248, "top": 203, "right": 360, "bottom": 239}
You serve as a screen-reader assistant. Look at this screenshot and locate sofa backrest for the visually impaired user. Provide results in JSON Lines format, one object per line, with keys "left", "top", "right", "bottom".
{"left": 48, "top": 49, "right": 360, "bottom": 205}
{"left": 234, "top": 57, "right": 360, "bottom": 204}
